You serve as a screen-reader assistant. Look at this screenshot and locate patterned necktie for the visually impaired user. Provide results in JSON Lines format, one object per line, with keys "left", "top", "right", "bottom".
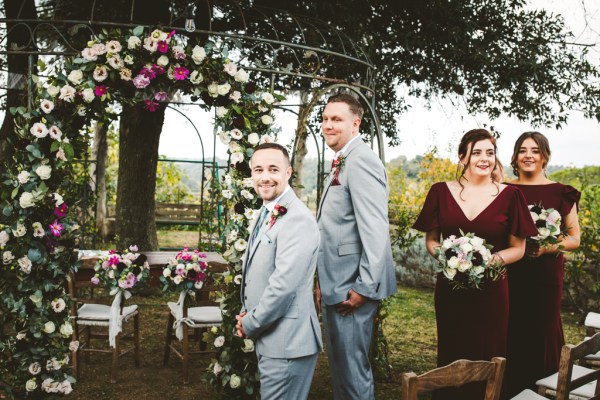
{"left": 250, "top": 206, "right": 269, "bottom": 247}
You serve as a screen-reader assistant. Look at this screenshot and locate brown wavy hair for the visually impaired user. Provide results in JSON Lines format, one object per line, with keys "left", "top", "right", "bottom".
{"left": 510, "top": 131, "right": 551, "bottom": 177}
{"left": 456, "top": 129, "right": 503, "bottom": 199}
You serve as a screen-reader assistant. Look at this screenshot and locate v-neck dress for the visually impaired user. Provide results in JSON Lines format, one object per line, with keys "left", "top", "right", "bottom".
{"left": 413, "top": 182, "right": 537, "bottom": 400}
{"left": 505, "top": 183, "right": 580, "bottom": 397}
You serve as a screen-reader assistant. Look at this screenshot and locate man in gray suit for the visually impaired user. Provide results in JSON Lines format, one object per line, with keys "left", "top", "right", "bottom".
{"left": 235, "top": 142, "right": 322, "bottom": 400}
{"left": 317, "top": 94, "right": 397, "bottom": 399}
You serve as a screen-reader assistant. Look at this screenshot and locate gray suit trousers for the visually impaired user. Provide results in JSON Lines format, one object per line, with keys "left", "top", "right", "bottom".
{"left": 322, "top": 300, "right": 379, "bottom": 400}
{"left": 257, "top": 353, "right": 318, "bottom": 400}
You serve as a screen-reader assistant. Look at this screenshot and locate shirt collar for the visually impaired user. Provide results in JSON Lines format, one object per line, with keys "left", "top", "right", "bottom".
{"left": 334, "top": 135, "right": 360, "bottom": 159}
{"left": 263, "top": 185, "right": 291, "bottom": 212}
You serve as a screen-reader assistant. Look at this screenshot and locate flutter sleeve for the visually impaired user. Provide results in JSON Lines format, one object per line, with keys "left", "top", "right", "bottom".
{"left": 508, "top": 186, "right": 538, "bottom": 238}
{"left": 560, "top": 184, "right": 581, "bottom": 217}
{"left": 413, "top": 182, "right": 441, "bottom": 232}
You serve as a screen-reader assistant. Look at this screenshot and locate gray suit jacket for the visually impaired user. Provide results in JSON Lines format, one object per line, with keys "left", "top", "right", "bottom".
{"left": 241, "top": 189, "right": 323, "bottom": 359}
{"left": 317, "top": 138, "right": 397, "bottom": 305}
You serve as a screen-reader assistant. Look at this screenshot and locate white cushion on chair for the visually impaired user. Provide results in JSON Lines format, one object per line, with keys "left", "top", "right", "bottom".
{"left": 78, "top": 303, "right": 138, "bottom": 321}
{"left": 167, "top": 302, "right": 222, "bottom": 324}
{"left": 511, "top": 389, "right": 548, "bottom": 399}
{"left": 585, "top": 312, "right": 600, "bottom": 329}
{"left": 535, "top": 364, "right": 597, "bottom": 399}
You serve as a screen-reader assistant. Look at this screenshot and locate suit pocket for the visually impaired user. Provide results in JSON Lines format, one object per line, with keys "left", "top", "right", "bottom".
{"left": 338, "top": 242, "right": 362, "bottom": 256}
{"left": 283, "top": 303, "right": 298, "bottom": 319}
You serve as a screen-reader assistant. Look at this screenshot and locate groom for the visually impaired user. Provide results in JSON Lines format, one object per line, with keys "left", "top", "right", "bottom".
{"left": 317, "top": 93, "right": 397, "bottom": 399}
{"left": 236, "top": 142, "right": 322, "bottom": 400}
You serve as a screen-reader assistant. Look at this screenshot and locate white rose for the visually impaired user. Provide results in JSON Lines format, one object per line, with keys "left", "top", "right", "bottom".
{"left": 443, "top": 268, "right": 457, "bottom": 280}
{"left": 81, "top": 47, "right": 97, "bottom": 61}
{"left": 69, "top": 340, "right": 79, "bottom": 352}
{"left": 106, "top": 40, "right": 122, "bottom": 53}
{"left": 459, "top": 243, "right": 473, "bottom": 254}
{"left": 472, "top": 266, "right": 485, "bottom": 276}
{"left": 213, "top": 336, "right": 225, "bottom": 348}
{"left": 457, "top": 260, "right": 472, "bottom": 272}
{"left": 17, "top": 170, "right": 30, "bottom": 184}
{"left": 213, "top": 362, "right": 223, "bottom": 375}
{"left": 538, "top": 212, "right": 547, "bottom": 221}
{"left": 218, "top": 130, "right": 231, "bottom": 145}
{"left": 35, "top": 165, "right": 52, "bottom": 180}
{"left": 216, "top": 106, "right": 228, "bottom": 118}
{"left": 243, "top": 133, "right": 259, "bottom": 147}
{"left": 30, "top": 122, "right": 48, "bottom": 138}
{"left": 67, "top": 69, "right": 83, "bottom": 85}
{"left": 194, "top": 280, "right": 204, "bottom": 289}
{"left": 242, "top": 338, "right": 254, "bottom": 353}
{"left": 40, "top": 99, "right": 54, "bottom": 114}
{"left": 127, "top": 36, "right": 141, "bottom": 49}
{"left": 3, "top": 251, "right": 15, "bottom": 265}
{"left": 12, "top": 223, "right": 26, "bottom": 237}
{"left": 59, "top": 322, "right": 74, "bottom": 337}
{"left": 156, "top": 55, "right": 169, "bottom": 67}
{"left": 530, "top": 211, "right": 539, "bottom": 222}
{"left": 42, "top": 321, "right": 55, "bottom": 334}
{"left": 207, "top": 82, "right": 219, "bottom": 97}
{"left": 53, "top": 193, "right": 64, "bottom": 206}
{"left": 538, "top": 227, "right": 550, "bottom": 239}
{"left": 234, "top": 68, "right": 249, "bottom": 83}
{"left": 234, "top": 239, "right": 247, "bottom": 252}
{"left": 222, "top": 189, "right": 233, "bottom": 199}
{"left": 173, "top": 275, "right": 183, "bottom": 285}
{"left": 469, "top": 236, "right": 484, "bottom": 248}
{"left": 25, "top": 379, "right": 37, "bottom": 392}
{"left": 261, "top": 115, "right": 274, "bottom": 125}
{"left": 190, "top": 70, "right": 203, "bottom": 84}
{"left": 217, "top": 83, "right": 231, "bottom": 96}
{"left": 230, "top": 129, "right": 243, "bottom": 140}
{"left": 162, "top": 267, "right": 171, "bottom": 277}
{"left": 191, "top": 46, "right": 206, "bottom": 64}
{"left": 447, "top": 256, "right": 459, "bottom": 269}
{"left": 59, "top": 85, "right": 76, "bottom": 102}
{"left": 82, "top": 88, "right": 95, "bottom": 103}
{"left": 261, "top": 92, "right": 275, "bottom": 104}
{"left": 92, "top": 43, "right": 106, "bottom": 55}
{"left": 0, "top": 231, "right": 9, "bottom": 248}
{"left": 229, "top": 374, "right": 241, "bottom": 389}
{"left": 223, "top": 62, "right": 238, "bottom": 76}
{"left": 229, "top": 90, "right": 242, "bottom": 103}
{"left": 230, "top": 152, "right": 244, "bottom": 165}
{"left": 46, "top": 85, "right": 59, "bottom": 97}
{"left": 19, "top": 192, "right": 36, "bottom": 208}
{"left": 441, "top": 238, "right": 453, "bottom": 249}
{"left": 18, "top": 256, "right": 32, "bottom": 274}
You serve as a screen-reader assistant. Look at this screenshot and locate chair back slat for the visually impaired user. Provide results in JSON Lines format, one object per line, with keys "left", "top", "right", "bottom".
{"left": 401, "top": 357, "right": 506, "bottom": 400}
{"left": 554, "top": 332, "right": 600, "bottom": 400}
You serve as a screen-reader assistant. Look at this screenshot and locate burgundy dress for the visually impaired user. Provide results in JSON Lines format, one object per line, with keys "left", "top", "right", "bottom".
{"left": 505, "top": 183, "right": 580, "bottom": 397}
{"left": 413, "top": 182, "right": 537, "bottom": 400}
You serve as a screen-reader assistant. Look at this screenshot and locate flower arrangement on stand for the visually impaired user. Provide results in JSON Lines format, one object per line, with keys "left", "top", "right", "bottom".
{"left": 0, "top": 23, "right": 281, "bottom": 398}
{"left": 435, "top": 231, "right": 499, "bottom": 289}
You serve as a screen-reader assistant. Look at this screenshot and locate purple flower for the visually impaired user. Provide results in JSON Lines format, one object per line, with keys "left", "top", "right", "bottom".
{"left": 48, "top": 220, "right": 64, "bottom": 237}
{"left": 157, "top": 40, "right": 168, "bottom": 54}
{"left": 91, "top": 276, "right": 100, "bottom": 285}
{"left": 54, "top": 203, "right": 68, "bottom": 218}
{"left": 151, "top": 64, "right": 165, "bottom": 75}
{"left": 133, "top": 75, "right": 151, "bottom": 89}
{"left": 173, "top": 66, "right": 189, "bottom": 81}
{"left": 154, "top": 91, "right": 168, "bottom": 101}
{"left": 94, "top": 86, "right": 107, "bottom": 96}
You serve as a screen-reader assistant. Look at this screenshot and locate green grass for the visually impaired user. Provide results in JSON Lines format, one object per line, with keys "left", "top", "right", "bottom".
{"left": 69, "top": 284, "right": 586, "bottom": 399}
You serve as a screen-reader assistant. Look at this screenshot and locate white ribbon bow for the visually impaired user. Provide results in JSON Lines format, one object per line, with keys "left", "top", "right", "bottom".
{"left": 173, "top": 290, "right": 195, "bottom": 341}
{"left": 108, "top": 288, "right": 131, "bottom": 348}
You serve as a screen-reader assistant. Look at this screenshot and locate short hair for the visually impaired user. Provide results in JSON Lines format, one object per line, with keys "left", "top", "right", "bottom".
{"left": 327, "top": 93, "right": 364, "bottom": 119}
{"left": 251, "top": 142, "right": 290, "bottom": 165}
{"left": 510, "top": 131, "right": 551, "bottom": 177}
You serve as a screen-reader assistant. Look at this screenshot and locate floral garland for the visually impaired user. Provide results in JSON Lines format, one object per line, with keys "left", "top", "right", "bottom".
{"left": 0, "top": 25, "right": 282, "bottom": 398}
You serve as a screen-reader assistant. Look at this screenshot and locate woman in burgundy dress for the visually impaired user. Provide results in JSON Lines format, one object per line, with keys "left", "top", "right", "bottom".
{"left": 505, "top": 131, "right": 581, "bottom": 397}
{"left": 413, "top": 129, "right": 537, "bottom": 400}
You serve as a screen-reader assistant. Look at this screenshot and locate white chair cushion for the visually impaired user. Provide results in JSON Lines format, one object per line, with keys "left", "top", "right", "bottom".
{"left": 536, "top": 364, "right": 597, "bottom": 399}
{"left": 77, "top": 303, "right": 138, "bottom": 321}
{"left": 167, "top": 302, "right": 222, "bottom": 324}
{"left": 585, "top": 312, "right": 600, "bottom": 329}
{"left": 511, "top": 389, "right": 548, "bottom": 400}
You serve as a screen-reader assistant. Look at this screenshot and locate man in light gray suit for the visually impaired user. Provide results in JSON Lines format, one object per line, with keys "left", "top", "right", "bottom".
{"left": 317, "top": 94, "right": 397, "bottom": 399}
{"left": 235, "top": 142, "right": 322, "bottom": 400}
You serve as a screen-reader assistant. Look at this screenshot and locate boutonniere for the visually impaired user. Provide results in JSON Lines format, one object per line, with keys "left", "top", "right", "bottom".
{"left": 269, "top": 204, "right": 288, "bottom": 229}
{"left": 331, "top": 155, "right": 346, "bottom": 186}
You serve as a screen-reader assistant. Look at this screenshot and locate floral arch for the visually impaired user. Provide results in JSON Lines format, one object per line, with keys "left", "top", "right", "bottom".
{"left": 0, "top": 26, "right": 281, "bottom": 398}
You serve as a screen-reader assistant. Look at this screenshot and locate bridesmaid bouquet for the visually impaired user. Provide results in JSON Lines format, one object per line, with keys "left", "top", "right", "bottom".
{"left": 528, "top": 204, "right": 564, "bottom": 247}
{"left": 90, "top": 245, "right": 151, "bottom": 293}
{"left": 435, "top": 232, "right": 500, "bottom": 290}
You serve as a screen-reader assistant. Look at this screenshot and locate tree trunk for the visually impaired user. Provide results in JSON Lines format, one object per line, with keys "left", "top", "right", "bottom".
{"left": 291, "top": 90, "right": 320, "bottom": 202}
{"left": 0, "top": 0, "right": 37, "bottom": 173}
{"left": 90, "top": 122, "right": 109, "bottom": 241}
{"left": 115, "top": 104, "right": 166, "bottom": 251}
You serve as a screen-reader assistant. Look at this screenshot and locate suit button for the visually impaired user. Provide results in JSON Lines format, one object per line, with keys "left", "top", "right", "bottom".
{"left": 244, "top": 296, "right": 247, "bottom": 300}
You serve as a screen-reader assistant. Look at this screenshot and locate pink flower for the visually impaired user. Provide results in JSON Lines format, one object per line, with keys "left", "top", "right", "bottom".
{"left": 94, "top": 86, "right": 107, "bottom": 96}
{"left": 154, "top": 91, "right": 168, "bottom": 101}
{"left": 54, "top": 203, "right": 68, "bottom": 218}
{"left": 173, "top": 66, "right": 189, "bottom": 81}
{"left": 151, "top": 64, "right": 165, "bottom": 75}
{"left": 167, "top": 30, "right": 176, "bottom": 39}
{"left": 48, "top": 220, "right": 64, "bottom": 237}
{"left": 157, "top": 40, "right": 169, "bottom": 53}
{"left": 144, "top": 100, "right": 159, "bottom": 112}
{"left": 108, "top": 255, "right": 120, "bottom": 266}
{"left": 140, "top": 67, "right": 156, "bottom": 80}
{"left": 91, "top": 276, "right": 99, "bottom": 285}
{"left": 133, "top": 75, "right": 151, "bottom": 89}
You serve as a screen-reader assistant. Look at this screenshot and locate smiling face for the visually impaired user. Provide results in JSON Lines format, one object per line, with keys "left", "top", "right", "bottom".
{"left": 250, "top": 148, "right": 292, "bottom": 203}
{"left": 321, "top": 101, "right": 361, "bottom": 152}
{"left": 516, "top": 137, "right": 547, "bottom": 176}
{"left": 461, "top": 139, "right": 497, "bottom": 179}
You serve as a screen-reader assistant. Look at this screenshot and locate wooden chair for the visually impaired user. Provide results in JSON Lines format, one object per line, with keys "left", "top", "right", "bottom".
{"left": 67, "top": 270, "right": 140, "bottom": 383}
{"left": 512, "top": 332, "right": 600, "bottom": 400}
{"left": 586, "top": 312, "right": 600, "bottom": 336}
{"left": 401, "top": 357, "right": 506, "bottom": 400}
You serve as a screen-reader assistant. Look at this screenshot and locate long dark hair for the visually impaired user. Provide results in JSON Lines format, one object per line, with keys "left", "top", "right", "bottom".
{"left": 510, "top": 131, "right": 551, "bottom": 177}
{"left": 456, "top": 129, "right": 503, "bottom": 199}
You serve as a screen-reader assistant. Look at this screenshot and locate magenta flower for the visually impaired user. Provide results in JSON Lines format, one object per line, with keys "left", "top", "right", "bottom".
{"left": 154, "top": 91, "right": 168, "bottom": 101}
{"left": 54, "top": 203, "right": 68, "bottom": 218}
{"left": 157, "top": 40, "right": 169, "bottom": 53}
{"left": 48, "top": 220, "right": 64, "bottom": 237}
{"left": 173, "top": 66, "right": 189, "bottom": 81}
{"left": 167, "top": 30, "right": 176, "bottom": 39}
{"left": 144, "top": 100, "right": 159, "bottom": 112}
{"left": 140, "top": 67, "right": 156, "bottom": 80}
{"left": 94, "top": 86, "right": 107, "bottom": 96}
{"left": 151, "top": 64, "right": 165, "bottom": 75}
{"left": 108, "top": 255, "right": 120, "bottom": 266}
